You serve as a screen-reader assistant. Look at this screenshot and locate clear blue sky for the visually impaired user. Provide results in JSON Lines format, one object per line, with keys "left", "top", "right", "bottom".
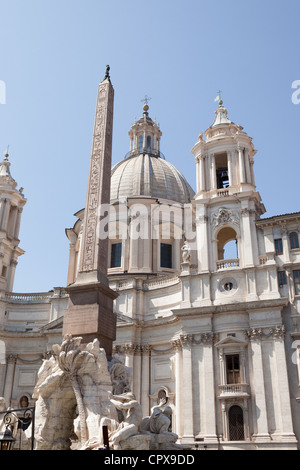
{"left": 0, "top": 0, "right": 299, "bottom": 292}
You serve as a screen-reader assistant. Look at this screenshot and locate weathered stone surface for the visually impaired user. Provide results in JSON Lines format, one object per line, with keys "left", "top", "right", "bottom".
{"left": 33, "top": 336, "right": 118, "bottom": 450}
{"left": 114, "top": 433, "right": 151, "bottom": 450}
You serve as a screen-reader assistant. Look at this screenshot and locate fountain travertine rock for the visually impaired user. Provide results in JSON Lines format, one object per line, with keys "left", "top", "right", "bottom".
{"left": 32, "top": 335, "right": 181, "bottom": 451}
{"left": 33, "top": 335, "right": 117, "bottom": 450}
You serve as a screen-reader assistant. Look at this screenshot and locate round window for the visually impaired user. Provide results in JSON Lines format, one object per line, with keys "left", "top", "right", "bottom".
{"left": 219, "top": 278, "right": 237, "bottom": 293}
{"left": 224, "top": 282, "right": 233, "bottom": 291}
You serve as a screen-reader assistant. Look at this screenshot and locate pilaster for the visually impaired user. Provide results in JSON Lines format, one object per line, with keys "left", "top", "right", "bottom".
{"left": 245, "top": 329, "right": 271, "bottom": 441}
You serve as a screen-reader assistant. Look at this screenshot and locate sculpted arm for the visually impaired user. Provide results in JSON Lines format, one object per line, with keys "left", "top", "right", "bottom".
{"left": 110, "top": 399, "right": 137, "bottom": 411}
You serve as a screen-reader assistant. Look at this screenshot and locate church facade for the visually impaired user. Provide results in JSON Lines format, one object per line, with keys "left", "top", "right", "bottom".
{"left": 0, "top": 86, "right": 300, "bottom": 450}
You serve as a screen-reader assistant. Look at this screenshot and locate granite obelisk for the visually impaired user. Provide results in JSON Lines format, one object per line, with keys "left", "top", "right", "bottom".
{"left": 63, "top": 66, "right": 118, "bottom": 356}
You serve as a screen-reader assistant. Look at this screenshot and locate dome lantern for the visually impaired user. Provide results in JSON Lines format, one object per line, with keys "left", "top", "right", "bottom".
{"left": 111, "top": 103, "right": 194, "bottom": 204}
{"left": 128, "top": 99, "right": 162, "bottom": 157}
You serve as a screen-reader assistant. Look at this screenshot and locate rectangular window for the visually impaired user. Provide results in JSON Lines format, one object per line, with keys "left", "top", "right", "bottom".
{"left": 293, "top": 270, "right": 300, "bottom": 295}
{"left": 278, "top": 271, "right": 287, "bottom": 287}
{"left": 1, "top": 266, "right": 7, "bottom": 278}
{"left": 160, "top": 243, "right": 172, "bottom": 268}
{"left": 290, "top": 232, "right": 299, "bottom": 250}
{"left": 226, "top": 354, "right": 240, "bottom": 384}
{"left": 110, "top": 243, "right": 122, "bottom": 268}
{"left": 274, "top": 238, "right": 283, "bottom": 255}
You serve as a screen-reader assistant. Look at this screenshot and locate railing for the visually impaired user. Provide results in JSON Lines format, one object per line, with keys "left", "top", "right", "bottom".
{"left": 124, "top": 147, "right": 166, "bottom": 160}
{"left": 216, "top": 258, "right": 239, "bottom": 270}
{"left": 218, "top": 383, "right": 249, "bottom": 397}
{"left": 259, "top": 255, "right": 268, "bottom": 265}
{"left": 144, "top": 276, "right": 179, "bottom": 291}
{"left": 217, "top": 189, "right": 230, "bottom": 197}
{"left": 5, "top": 288, "right": 68, "bottom": 304}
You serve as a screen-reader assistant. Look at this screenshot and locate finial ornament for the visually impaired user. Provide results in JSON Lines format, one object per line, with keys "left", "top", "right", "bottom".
{"left": 214, "top": 90, "right": 223, "bottom": 106}
{"left": 141, "top": 95, "right": 151, "bottom": 107}
{"left": 104, "top": 65, "right": 111, "bottom": 82}
{"left": 4, "top": 145, "right": 9, "bottom": 160}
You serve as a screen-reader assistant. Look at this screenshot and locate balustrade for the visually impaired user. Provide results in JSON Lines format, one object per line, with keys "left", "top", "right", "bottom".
{"left": 216, "top": 258, "right": 239, "bottom": 270}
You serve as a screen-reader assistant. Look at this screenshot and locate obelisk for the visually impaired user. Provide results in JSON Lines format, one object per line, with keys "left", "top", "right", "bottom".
{"left": 63, "top": 66, "right": 118, "bottom": 357}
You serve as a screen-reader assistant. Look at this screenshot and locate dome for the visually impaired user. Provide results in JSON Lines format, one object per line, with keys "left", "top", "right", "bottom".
{"left": 110, "top": 153, "right": 195, "bottom": 204}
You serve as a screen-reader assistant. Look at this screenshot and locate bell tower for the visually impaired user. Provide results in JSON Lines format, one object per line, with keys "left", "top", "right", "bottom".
{"left": 0, "top": 149, "right": 26, "bottom": 292}
{"left": 192, "top": 98, "right": 260, "bottom": 197}
{"left": 191, "top": 99, "right": 266, "bottom": 300}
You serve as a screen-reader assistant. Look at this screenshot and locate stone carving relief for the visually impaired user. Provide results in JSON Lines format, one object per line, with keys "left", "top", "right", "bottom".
{"left": 244, "top": 325, "right": 285, "bottom": 341}
{"left": 81, "top": 80, "right": 114, "bottom": 273}
{"left": 212, "top": 207, "right": 239, "bottom": 228}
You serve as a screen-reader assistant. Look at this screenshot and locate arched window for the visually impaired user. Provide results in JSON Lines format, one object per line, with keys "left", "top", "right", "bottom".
{"left": 290, "top": 232, "right": 299, "bottom": 250}
{"left": 147, "top": 136, "right": 151, "bottom": 153}
{"left": 139, "top": 136, "right": 143, "bottom": 153}
{"left": 228, "top": 405, "right": 244, "bottom": 441}
{"left": 217, "top": 227, "right": 238, "bottom": 261}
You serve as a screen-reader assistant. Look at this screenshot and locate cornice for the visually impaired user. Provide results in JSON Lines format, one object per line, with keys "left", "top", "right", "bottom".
{"left": 172, "top": 297, "right": 288, "bottom": 318}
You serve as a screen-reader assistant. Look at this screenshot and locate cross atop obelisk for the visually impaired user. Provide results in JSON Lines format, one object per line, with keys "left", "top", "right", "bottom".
{"left": 63, "top": 66, "right": 118, "bottom": 356}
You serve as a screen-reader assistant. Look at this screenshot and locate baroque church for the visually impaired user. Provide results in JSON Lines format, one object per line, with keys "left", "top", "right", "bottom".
{"left": 1, "top": 71, "right": 300, "bottom": 450}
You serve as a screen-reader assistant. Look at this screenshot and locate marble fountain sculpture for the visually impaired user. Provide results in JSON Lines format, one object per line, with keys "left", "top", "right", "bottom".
{"left": 28, "top": 335, "right": 182, "bottom": 450}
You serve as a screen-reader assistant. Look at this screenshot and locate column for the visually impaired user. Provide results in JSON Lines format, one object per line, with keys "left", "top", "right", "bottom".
{"left": 227, "top": 151, "right": 234, "bottom": 187}
{"left": 14, "top": 207, "right": 23, "bottom": 240}
{"left": 7, "top": 259, "right": 18, "bottom": 292}
{"left": 249, "top": 157, "right": 255, "bottom": 186}
{"left": 129, "top": 214, "right": 139, "bottom": 272}
{"left": 0, "top": 198, "right": 5, "bottom": 229}
{"left": 195, "top": 156, "right": 200, "bottom": 193}
{"left": 196, "top": 205, "right": 209, "bottom": 273}
{"left": 199, "top": 155, "right": 206, "bottom": 192}
{"left": 241, "top": 208, "right": 255, "bottom": 267}
{"left": 0, "top": 364, "right": 5, "bottom": 396}
{"left": 244, "top": 148, "right": 251, "bottom": 184}
{"left": 202, "top": 335, "right": 218, "bottom": 443}
{"left": 8, "top": 206, "right": 18, "bottom": 237}
{"left": 281, "top": 227, "right": 291, "bottom": 264}
{"left": 124, "top": 344, "right": 135, "bottom": 391}
{"left": 1, "top": 199, "right": 10, "bottom": 231}
{"left": 133, "top": 345, "right": 142, "bottom": 403}
{"left": 238, "top": 146, "right": 246, "bottom": 184}
{"left": 180, "top": 335, "right": 194, "bottom": 442}
{"left": 273, "top": 328, "right": 297, "bottom": 441}
{"left": 67, "top": 232, "right": 77, "bottom": 285}
{"left": 210, "top": 154, "right": 217, "bottom": 190}
{"left": 247, "top": 330, "right": 271, "bottom": 441}
{"left": 172, "top": 340, "right": 183, "bottom": 437}
{"left": 3, "top": 354, "right": 17, "bottom": 406}
{"left": 286, "top": 267, "right": 295, "bottom": 303}
{"left": 141, "top": 345, "right": 151, "bottom": 417}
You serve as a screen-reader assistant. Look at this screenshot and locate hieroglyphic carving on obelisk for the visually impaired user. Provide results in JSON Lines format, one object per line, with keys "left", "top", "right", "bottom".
{"left": 77, "top": 65, "right": 114, "bottom": 286}
{"left": 63, "top": 66, "right": 118, "bottom": 355}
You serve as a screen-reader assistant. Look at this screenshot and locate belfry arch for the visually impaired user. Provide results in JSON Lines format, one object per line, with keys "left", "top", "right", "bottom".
{"left": 216, "top": 226, "right": 239, "bottom": 261}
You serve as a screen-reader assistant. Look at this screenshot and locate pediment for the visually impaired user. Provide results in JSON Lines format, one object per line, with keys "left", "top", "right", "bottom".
{"left": 215, "top": 335, "right": 247, "bottom": 349}
{"left": 116, "top": 312, "right": 135, "bottom": 325}
{"left": 39, "top": 316, "right": 63, "bottom": 332}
